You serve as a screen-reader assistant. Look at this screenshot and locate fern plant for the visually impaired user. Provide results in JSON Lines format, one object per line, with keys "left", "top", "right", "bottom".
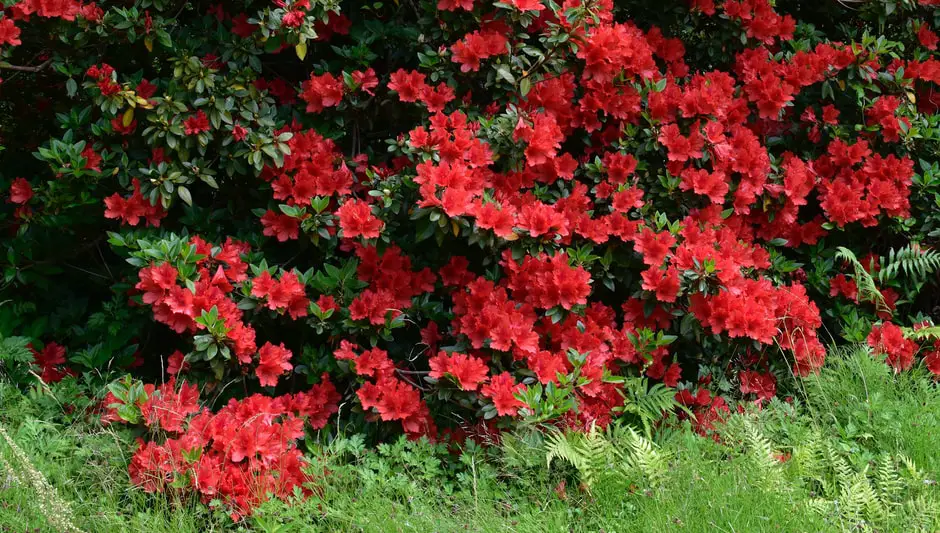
{"left": 835, "top": 246, "right": 889, "bottom": 313}
{"left": 800, "top": 432, "right": 940, "bottom": 532}
{"left": 876, "top": 245, "right": 940, "bottom": 287}
{"left": 0, "top": 334, "right": 36, "bottom": 385}
{"left": 835, "top": 243, "right": 940, "bottom": 318}
{"left": 544, "top": 421, "right": 669, "bottom": 492}
{"left": 721, "top": 415, "right": 786, "bottom": 491}
{"left": 612, "top": 376, "right": 684, "bottom": 439}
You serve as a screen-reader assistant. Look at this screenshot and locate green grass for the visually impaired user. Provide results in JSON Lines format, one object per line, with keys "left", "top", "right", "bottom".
{"left": 2, "top": 345, "right": 940, "bottom": 532}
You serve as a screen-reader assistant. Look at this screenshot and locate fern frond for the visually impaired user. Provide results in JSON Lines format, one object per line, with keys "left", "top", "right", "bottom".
{"left": 793, "top": 429, "right": 826, "bottom": 484}
{"left": 806, "top": 497, "right": 835, "bottom": 518}
{"left": 580, "top": 422, "right": 612, "bottom": 488}
{"left": 874, "top": 454, "right": 903, "bottom": 509}
{"left": 877, "top": 244, "right": 940, "bottom": 285}
{"left": 903, "top": 495, "right": 940, "bottom": 531}
{"left": 840, "top": 468, "right": 887, "bottom": 527}
{"left": 545, "top": 429, "right": 584, "bottom": 473}
{"left": 544, "top": 421, "right": 670, "bottom": 491}
{"left": 835, "top": 247, "right": 888, "bottom": 314}
{"left": 619, "top": 378, "right": 680, "bottom": 439}
{"left": 738, "top": 417, "right": 786, "bottom": 490}
{"left": 618, "top": 425, "right": 669, "bottom": 487}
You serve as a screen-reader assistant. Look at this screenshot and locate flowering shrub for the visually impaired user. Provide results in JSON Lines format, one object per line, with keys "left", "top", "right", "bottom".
{"left": 103, "top": 375, "right": 339, "bottom": 519}
{"left": 2, "top": 0, "right": 940, "bottom": 518}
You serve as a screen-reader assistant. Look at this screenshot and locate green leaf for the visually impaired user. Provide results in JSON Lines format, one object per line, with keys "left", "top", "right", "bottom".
{"left": 178, "top": 186, "right": 192, "bottom": 206}
{"left": 495, "top": 64, "right": 516, "bottom": 84}
{"left": 520, "top": 77, "right": 531, "bottom": 97}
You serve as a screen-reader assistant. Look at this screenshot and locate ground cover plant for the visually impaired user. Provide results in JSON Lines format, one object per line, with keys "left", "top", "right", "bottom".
{"left": 1, "top": 0, "right": 939, "bottom": 526}
{"left": 2, "top": 346, "right": 940, "bottom": 532}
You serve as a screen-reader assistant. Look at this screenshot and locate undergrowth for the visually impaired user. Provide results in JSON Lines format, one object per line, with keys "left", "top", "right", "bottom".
{"left": 1, "top": 345, "right": 939, "bottom": 532}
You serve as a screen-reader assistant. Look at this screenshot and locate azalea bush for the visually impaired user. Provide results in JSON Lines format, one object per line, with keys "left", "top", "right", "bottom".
{"left": 2, "top": 0, "right": 940, "bottom": 519}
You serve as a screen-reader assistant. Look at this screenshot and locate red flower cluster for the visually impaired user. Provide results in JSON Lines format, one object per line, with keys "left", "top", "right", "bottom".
{"left": 739, "top": 370, "right": 777, "bottom": 401}
{"left": 388, "top": 69, "right": 456, "bottom": 112}
{"left": 9, "top": 0, "right": 87, "bottom": 21}
{"left": 119, "top": 377, "right": 338, "bottom": 519}
{"left": 428, "top": 351, "right": 489, "bottom": 390}
{"left": 335, "top": 341, "right": 437, "bottom": 437}
{"left": 8, "top": 178, "right": 33, "bottom": 204}
{"left": 452, "top": 276, "right": 539, "bottom": 354}
{"left": 31, "top": 342, "right": 72, "bottom": 383}
{"left": 921, "top": 337, "right": 940, "bottom": 376}
{"left": 336, "top": 199, "right": 384, "bottom": 239}
{"left": 82, "top": 0, "right": 940, "bottom": 461}
{"left": 829, "top": 274, "right": 859, "bottom": 302}
{"left": 502, "top": 251, "right": 592, "bottom": 310}
{"left": 867, "top": 322, "right": 918, "bottom": 373}
{"left": 263, "top": 128, "right": 352, "bottom": 205}
{"left": 481, "top": 372, "right": 527, "bottom": 416}
{"left": 183, "top": 110, "right": 210, "bottom": 135}
{"left": 865, "top": 95, "right": 908, "bottom": 142}
{"left": 816, "top": 140, "right": 914, "bottom": 227}
{"left": 134, "top": 238, "right": 287, "bottom": 383}
{"left": 577, "top": 23, "right": 657, "bottom": 83}
{"left": 723, "top": 0, "right": 795, "bottom": 44}
{"left": 349, "top": 244, "right": 436, "bottom": 325}
{"left": 260, "top": 210, "right": 299, "bottom": 241}
{"left": 256, "top": 342, "right": 293, "bottom": 387}
{"left": 299, "top": 73, "right": 343, "bottom": 113}
{"left": 450, "top": 26, "right": 509, "bottom": 73}
{"left": 85, "top": 62, "right": 120, "bottom": 96}
{"left": 104, "top": 178, "right": 167, "bottom": 227}
{"left": 0, "top": 18, "right": 21, "bottom": 48}
{"left": 251, "top": 270, "right": 309, "bottom": 319}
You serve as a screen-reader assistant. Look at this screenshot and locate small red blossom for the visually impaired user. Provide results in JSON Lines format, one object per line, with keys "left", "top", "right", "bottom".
{"left": 480, "top": 372, "right": 526, "bottom": 416}
{"left": 336, "top": 199, "right": 384, "bottom": 239}
{"left": 231, "top": 123, "right": 248, "bottom": 141}
{"left": 104, "top": 179, "right": 166, "bottom": 227}
{"left": 256, "top": 342, "right": 293, "bottom": 387}
{"left": 300, "top": 72, "right": 344, "bottom": 113}
{"left": 32, "top": 342, "right": 70, "bottom": 383}
{"left": 428, "top": 351, "right": 489, "bottom": 390}
{"left": 350, "top": 68, "right": 379, "bottom": 95}
{"left": 867, "top": 322, "right": 917, "bottom": 373}
{"left": 388, "top": 69, "right": 429, "bottom": 102}
{"left": 8, "top": 178, "right": 33, "bottom": 204}
{"left": 183, "top": 111, "right": 211, "bottom": 135}
{"left": 507, "top": 0, "right": 544, "bottom": 12}
{"left": 739, "top": 370, "right": 777, "bottom": 401}
{"left": 260, "top": 210, "right": 299, "bottom": 241}
{"left": 0, "top": 19, "right": 22, "bottom": 47}
{"left": 917, "top": 23, "right": 938, "bottom": 51}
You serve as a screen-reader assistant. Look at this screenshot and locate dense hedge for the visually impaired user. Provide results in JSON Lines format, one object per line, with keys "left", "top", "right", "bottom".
{"left": 1, "top": 0, "right": 939, "bottom": 519}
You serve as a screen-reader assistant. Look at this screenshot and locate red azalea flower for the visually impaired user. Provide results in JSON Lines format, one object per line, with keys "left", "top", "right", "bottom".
{"left": 917, "top": 23, "right": 938, "bottom": 51}
{"left": 231, "top": 123, "right": 248, "bottom": 141}
{"left": 428, "top": 351, "right": 489, "bottom": 390}
{"left": 867, "top": 322, "right": 917, "bottom": 373}
{"left": 260, "top": 210, "right": 299, "bottom": 241}
{"left": 0, "top": 19, "right": 22, "bottom": 47}
{"left": 336, "top": 199, "right": 384, "bottom": 239}
{"left": 300, "top": 73, "right": 344, "bottom": 113}
{"left": 480, "top": 372, "right": 526, "bottom": 416}
{"left": 183, "top": 110, "right": 211, "bottom": 135}
{"left": 739, "top": 370, "right": 777, "bottom": 401}
{"left": 8, "top": 178, "right": 33, "bottom": 204}
{"left": 256, "top": 342, "right": 293, "bottom": 387}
